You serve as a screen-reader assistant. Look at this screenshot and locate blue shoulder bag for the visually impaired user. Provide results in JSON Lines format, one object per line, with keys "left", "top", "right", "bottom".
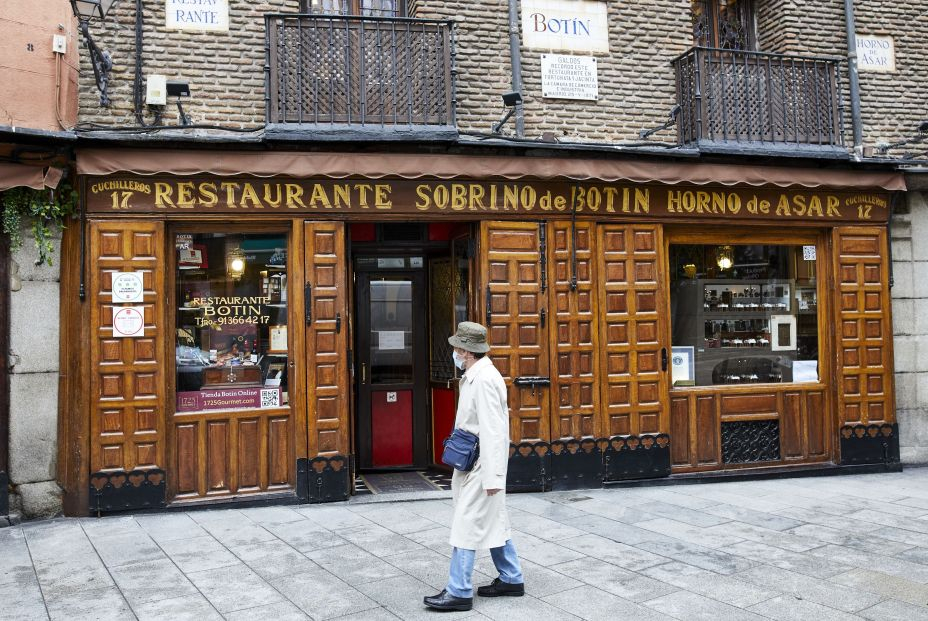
{"left": 442, "top": 428, "right": 480, "bottom": 471}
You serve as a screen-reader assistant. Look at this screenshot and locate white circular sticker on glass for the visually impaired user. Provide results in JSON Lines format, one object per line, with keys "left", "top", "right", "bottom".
{"left": 113, "top": 306, "right": 145, "bottom": 338}
{"left": 112, "top": 272, "right": 145, "bottom": 303}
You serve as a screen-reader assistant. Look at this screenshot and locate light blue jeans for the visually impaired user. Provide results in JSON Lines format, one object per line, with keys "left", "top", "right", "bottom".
{"left": 446, "top": 539, "right": 523, "bottom": 598}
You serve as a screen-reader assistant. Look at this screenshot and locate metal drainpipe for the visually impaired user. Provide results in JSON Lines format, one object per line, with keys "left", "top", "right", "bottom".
{"left": 844, "top": 0, "right": 863, "bottom": 159}
{"left": 507, "top": 0, "right": 525, "bottom": 137}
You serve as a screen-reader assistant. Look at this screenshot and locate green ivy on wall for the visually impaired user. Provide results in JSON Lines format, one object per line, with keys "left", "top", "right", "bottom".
{"left": 1, "top": 182, "right": 78, "bottom": 266}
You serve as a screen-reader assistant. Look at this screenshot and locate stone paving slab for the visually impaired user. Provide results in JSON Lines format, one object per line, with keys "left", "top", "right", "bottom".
{"left": 3, "top": 469, "right": 928, "bottom": 620}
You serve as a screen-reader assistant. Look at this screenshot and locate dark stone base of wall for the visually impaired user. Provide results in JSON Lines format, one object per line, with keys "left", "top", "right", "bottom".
{"left": 89, "top": 469, "right": 166, "bottom": 514}
{"left": 507, "top": 434, "right": 672, "bottom": 493}
{"left": 0, "top": 471, "right": 8, "bottom": 517}
{"left": 840, "top": 423, "right": 901, "bottom": 465}
{"left": 298, "top": 455, "right": 350, "bottom": 503}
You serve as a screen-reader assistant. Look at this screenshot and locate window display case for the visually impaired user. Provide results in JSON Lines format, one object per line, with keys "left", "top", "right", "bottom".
{"left": 670, "top": 243, "right": 820, "bottom": 388}
{"left": 175, "top": 233, "right": 289, "bottom": 412}
{"left": 675, "top": 278, "right": 798, "bottom": 385}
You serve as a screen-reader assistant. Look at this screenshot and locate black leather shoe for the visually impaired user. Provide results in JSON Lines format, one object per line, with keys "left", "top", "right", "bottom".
{"left": 477, "top": 578, "right": 525, "bottom": 597}
{"left": 423, "top": 589, "right": 473, "bottom": 611}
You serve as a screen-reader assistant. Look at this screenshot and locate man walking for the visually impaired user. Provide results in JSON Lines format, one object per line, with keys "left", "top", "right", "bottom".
{"left": 424, "top": 321, "right": 525, "bottom": 612}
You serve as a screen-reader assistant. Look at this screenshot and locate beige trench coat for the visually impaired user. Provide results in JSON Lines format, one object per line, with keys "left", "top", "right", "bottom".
{"left": 449, "top": 356, "right": 512, "bottom": 550}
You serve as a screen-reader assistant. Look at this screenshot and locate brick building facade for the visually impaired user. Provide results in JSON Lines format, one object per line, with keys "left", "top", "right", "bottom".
{"left": 3, "top": 0, "right": 925, "bottom": 518}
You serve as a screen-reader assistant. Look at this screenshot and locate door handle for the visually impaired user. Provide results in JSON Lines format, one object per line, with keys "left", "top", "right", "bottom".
{"left": 661, "top": 347, "right": 668, "bottom": 371}
{"left": 335, "top": 312, "right": 341, "bottom": 334}
{"left": 540, "top": 307, "right": 546, "bottom": 329}
{"left": 485, "top": 285, "right": 492, "bottom": 326}
{"left": 361, "top": 362, "right": 367, "bottom": 384}
{"left": 304, "top": 283, "right": 312, "bottom": 324}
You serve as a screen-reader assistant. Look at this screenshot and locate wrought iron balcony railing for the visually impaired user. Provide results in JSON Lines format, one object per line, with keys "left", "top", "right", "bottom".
{"left": 672, "top": 47, "right": 845, "bottom": 152}
{"left": 265, "top": 14, "right": 456, "bottom": 139}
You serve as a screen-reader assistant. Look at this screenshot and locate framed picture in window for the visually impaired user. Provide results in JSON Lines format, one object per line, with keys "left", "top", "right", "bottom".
{"left": 770, "top": 315, "right": 797, "bottom": 351}
{"left": 268, "top": 325, "right": 288, "bottom": 353}
{"left": 671, "top": 346, "right": 696, "bottom": 387}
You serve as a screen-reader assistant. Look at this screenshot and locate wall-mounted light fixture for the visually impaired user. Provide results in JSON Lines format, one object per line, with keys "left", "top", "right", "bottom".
{"left": 716, "top": 245, "right": 734, "bottom": 271}
{"left": 227, "top": 247, "right": 246, "bottom": 280}
{"left": 167, "top": 80, "right": 192, "bottom": 126}
{"left": 492, "top": 91, "right": 523, "bottom": 134}
{"left": 69, "top": 0, "right": 115, "bottom": 107}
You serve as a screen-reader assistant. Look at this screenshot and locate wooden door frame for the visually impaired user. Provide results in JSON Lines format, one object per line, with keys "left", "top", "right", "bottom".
{"left": 662, "top": 225, "right": 837, "bottom": 469}
{"left": 165, "top": 220, "right": 306, "bottom": 501}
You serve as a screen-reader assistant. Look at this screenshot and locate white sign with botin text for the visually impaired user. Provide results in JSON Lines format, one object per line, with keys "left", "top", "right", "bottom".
{"left": 522, "top": 0, "right": 609, "bottom": 53}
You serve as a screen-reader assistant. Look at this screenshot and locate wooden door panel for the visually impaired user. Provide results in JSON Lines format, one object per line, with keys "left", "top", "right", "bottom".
{"left": 89, "top": 221, "right": 166, "bottom": 475}
{"left": 670, "top": 395, "right": 690, "bottom": 466}
{"left": 304, "top": 221, "right": 349, "bottom": 456}
{"left": 597, "top": 224, "right": 669, "bottom": 438}
{"left": 832, "top": 227, "right": 894, "bottom": 426}
{"left": 806, "top": 391, "right": 827, "bottom": 457}
{"left": 549, "top": 221, "right": 601, "bottom": 439}
{"left": 481, "top": 221, "right": 549, "bottom": 443}
{"left": 781, "top": 392, "right": 803, "bottom": 459}
{"left": 695, "top": 394, "right": 719, "bottom": 465}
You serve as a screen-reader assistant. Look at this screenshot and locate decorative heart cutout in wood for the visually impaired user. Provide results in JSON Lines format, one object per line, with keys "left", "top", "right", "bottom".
{"left": 90, "top": 476, "right": 108, "bottom": 491}
{"left": 110, "top": 474, "right": 127, "bottom": 489}
{"left": 519, "top": 445, "right": 533, "bottom": 457}
{"left": 128, "top": 473, "right": 146, "bottom": 488}
{"left": 313, "top": 461, "right": 327, "bottom": 473}
{"left": 627, "top": 437, "right": 641, "bottom": 450}
{"left": 330, "top": 458, "right": 345, "bottom": 471}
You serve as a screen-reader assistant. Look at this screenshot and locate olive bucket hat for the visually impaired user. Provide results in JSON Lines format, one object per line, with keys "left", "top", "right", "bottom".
{"left": 448, "top": 321, "right": 491, "bottom": 353}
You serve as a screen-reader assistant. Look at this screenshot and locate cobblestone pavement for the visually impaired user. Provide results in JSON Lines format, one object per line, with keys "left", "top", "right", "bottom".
{"left": 3, "top": 468, "right": 928, "bottom": 620}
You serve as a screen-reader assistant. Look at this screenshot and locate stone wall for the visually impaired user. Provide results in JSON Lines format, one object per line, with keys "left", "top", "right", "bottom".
{"left": 6, "top": 226, "right": 63, "bottom": 519}
{"left": 78, "top": 1, "right": 928, "bottom": 150}
{"left": 892, "top": 186, "right": 928, "bottom": 464}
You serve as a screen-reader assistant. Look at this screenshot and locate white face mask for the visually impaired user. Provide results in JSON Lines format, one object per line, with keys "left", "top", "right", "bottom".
{"left": 452, "top": 350, "right": 466, "bottom": 370}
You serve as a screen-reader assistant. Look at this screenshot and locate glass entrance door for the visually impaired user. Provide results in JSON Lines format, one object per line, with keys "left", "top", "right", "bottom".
{"left": 355, "top": 269, "right": 429, "bottom": 468}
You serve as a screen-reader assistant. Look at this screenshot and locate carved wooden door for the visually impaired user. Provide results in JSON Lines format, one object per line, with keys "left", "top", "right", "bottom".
{"left": 89, "top": 221, "right": 166, "bottom": 478}
{"left": 304, "top": 221, "right": 350, "bottom": 457}
{"left": 833, "top": 227, "right": 895, "bottom": 429}
{"left": 480, "top": 221, "right": 550, "bottom": 443}
{"left": 596, "top": 224, "right": 670, "bottom": 438}
{"left": 549, "top": 221, "right": 602, "bottom": 439}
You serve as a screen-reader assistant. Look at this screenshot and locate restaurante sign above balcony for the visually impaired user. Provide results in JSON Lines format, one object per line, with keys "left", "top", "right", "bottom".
{"left": 521, "top": 0, "right": 609, "bottom": 53}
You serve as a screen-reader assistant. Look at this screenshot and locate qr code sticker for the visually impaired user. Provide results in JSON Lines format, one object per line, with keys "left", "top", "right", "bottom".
{"left": 261, "top": 389, "right": 280, "bottom": 408}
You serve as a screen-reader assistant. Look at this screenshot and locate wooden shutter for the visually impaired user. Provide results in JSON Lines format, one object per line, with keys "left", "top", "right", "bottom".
{"left": 304, "top": 221, "right": 350, "bottom": 456}
{"left": 549, "top": 221, "right": 602, "bottom": 439}
{"left": 833, "top": 227, "right": 895, "bottom": 426}
{"left": 480, "top": 221, "right": 549, "bottom": 443}
{"left": 89, "top": 221, "right": 166, "bottom": 474}
{"left": 597, "top": 224, "right": 669, "bottom": 437}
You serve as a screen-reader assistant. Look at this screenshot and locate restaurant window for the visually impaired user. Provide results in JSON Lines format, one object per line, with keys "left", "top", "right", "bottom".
{"left": 303, "top": 0, "right": 405, "bottom": 17}
{"left": 669, "top": 243, "right": 819, "bottom": 387}
{"left": 692, "top": 0, "right": 755, "bottom": 50}
{"left": 175, "top": 233, "right": 289, "bottom": 413}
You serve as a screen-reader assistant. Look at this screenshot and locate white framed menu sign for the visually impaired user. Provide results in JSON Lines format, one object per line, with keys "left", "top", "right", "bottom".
{"left": 111, "top": 272, "right": 144, "bottom": 303}
{"left": 113, "top": 306, "right": 145, "bottom": 338}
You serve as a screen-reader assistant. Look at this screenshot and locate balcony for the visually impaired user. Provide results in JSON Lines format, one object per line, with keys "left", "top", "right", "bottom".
{"left": 265, "top": 14, "right": 457, "bottom": 141}
{"left": 672, "top": 47, "right": 846, "bottom": 157}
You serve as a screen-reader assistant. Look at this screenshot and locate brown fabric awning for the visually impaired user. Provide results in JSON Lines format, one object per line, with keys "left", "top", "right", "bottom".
{"left": 0, "top": 162, "right": 45, "bottom": 191}
{"left": 76, "top": 149, "right": 907, "bottom": 191}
